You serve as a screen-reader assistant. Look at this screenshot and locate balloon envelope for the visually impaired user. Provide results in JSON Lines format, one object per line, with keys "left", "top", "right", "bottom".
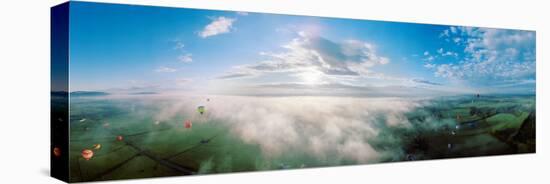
{"left": 116, "top": 135, "right": 123, "bottom": 141}
{"left": 92, "top": 144, "right": 101, "bottom": 150}
{"left": 53, "top": 147, "right": 61, "bottom": 157}
{"left": 197, "top": 106, "right": 205, "bottom": 114}
{"left": 184, "top": 120, "right": 192, "bottom": 128}
{"left": 81, "top": 149, "right": 94, "bottom": 160}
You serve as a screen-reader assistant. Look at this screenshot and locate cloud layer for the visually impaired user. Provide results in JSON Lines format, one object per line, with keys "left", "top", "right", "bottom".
{"left": 209, "top": 96, "right": 419, "bottom": 163}
{"left": 136, "top": 95, "right": 425, "bottom": 164}
{"left": 155, "top": 66, "right": 177, "bottom": 73}
{"left": 433, "top": 27, "right": 535, "bottom": 88}
{"left": 218, "top": 33, "right": 389, "bottom": 82}
{"left": 178, "top": 53, "right": 193, "bottom": 63}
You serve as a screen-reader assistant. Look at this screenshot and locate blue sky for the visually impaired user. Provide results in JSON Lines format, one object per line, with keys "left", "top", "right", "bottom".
{"left": 68, "top": 2, "right": 535, "bottom": 96}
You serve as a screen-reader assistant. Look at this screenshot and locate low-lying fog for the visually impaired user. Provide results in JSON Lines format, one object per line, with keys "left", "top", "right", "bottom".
{"left": 75, "top": 94, "right": 458, "bottom": 165}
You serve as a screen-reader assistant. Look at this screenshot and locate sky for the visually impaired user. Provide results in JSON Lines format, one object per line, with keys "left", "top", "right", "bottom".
{"left": 68, "top": 2, "right": 536, "bottom": 97}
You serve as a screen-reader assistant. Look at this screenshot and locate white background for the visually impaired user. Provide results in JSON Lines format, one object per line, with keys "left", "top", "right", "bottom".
{"left": 0, "top": 0, "right": 547, "bottom": 183}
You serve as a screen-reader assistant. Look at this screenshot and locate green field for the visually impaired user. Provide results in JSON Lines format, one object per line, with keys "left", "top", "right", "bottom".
{"left": 66, "top": 94, "right": 535, "bottom": 182}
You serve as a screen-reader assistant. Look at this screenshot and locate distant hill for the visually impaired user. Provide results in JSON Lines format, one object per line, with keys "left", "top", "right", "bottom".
{"left": 130, "top": 92, "right": 158, "bottom": 95}
{"left": 70, "top": 91, "right": 109, "bottom": 97}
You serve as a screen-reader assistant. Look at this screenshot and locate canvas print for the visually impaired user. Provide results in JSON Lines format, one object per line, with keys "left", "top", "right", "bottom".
{"left": 51, "top": 1, "right": 536, "bottom": 182}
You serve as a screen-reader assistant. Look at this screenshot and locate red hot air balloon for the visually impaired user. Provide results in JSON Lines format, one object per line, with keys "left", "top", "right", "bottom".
{"left": 116, "top": 135, "right": 123, "bottom": 141}
{"left": 53, "top": 147, "right": 61, "bottom": 157}
{"left": 184, "top": 120, "right": 192, "bottom": 129}
{"left": 81, "top": 149, "right": 94, "bottom": 160}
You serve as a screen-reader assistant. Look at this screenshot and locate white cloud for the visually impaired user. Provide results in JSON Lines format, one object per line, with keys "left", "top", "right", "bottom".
{"left": 412, "top": 79, "right": 442, "bottom": 86}
{"left": 423, "top": 55, "right": 435, "bottom": 62}
{"left": 437, "top": 48, "right": 458, "bottom": 57}
{"left": 172, "top": 40, "right": 193, "bottom": 63}
{"left": 173, "top": 40, "right": 185, "bottom": 50}
{"left": 199, "top": 16, "right": 236, "bottom": 38}
{"left": 449, "top": 26, "right": 457, "bottom": 34}
{"left": 424, "top": 63, "right": 436, "bottom": 68}
{"left": 102, "top": 93, "right": 484, "bottom": 167}
{"left": 444, "top": 51, "right": 457, "bottom": 57}
{"left": 434, "top": 27, "right": 535, "bottom": 84}
{"left": 439, "top": 29, "right": 449, "bottom": 38}
{"left": 217, "top": 33, "right": 390, "bottom": 83}
{"left": 155, "top": 66, "right": 177, "bottom": 73}
{"left": 149, "top": 95, "right": 421, "bottom": 163}
{"left": 216, "top": 71, "right": 255, "bottom": 79}
{"left": 178, "top": 53, "right": 193, "bottom": 63}
{"left": 453, "top": 37, "right": 461, "bottom": 43}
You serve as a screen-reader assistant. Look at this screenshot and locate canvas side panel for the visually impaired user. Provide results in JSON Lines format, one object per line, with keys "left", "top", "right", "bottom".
{"left": 51, "top": 2, "right": 70, "bottom": 182}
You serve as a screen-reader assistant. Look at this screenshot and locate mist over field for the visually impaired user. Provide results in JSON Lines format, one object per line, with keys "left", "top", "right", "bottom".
{"left": 153, "top": 95, "right": 423, "bottom": 163}
{"left": 66, "top": 92, "right": 535, "bottom": 182}
{"left": 69, "top": 94, "right": 465, "bottom": 166}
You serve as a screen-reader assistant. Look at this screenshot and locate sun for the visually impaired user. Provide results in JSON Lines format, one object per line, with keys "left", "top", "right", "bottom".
{"left": 298, "top": 70, "right": 324, "bottom": 85}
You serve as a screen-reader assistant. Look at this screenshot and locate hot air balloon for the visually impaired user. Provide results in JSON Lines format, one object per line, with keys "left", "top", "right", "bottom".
{"left": 184, "top": 120, "right": 192, "bottom": 129}
{"left": 53, "top": 147, "right": 61, "bottom": 157}
{"left": 92, "top": 144, "right": 101, "bottom": 150}
{"left": 81, "top": 149, "right": 94, "bottom": 160}
{"left": 154, "top": 120, "right": 161, "bottom": 125}
{"left": 197, "top": 106, "right": 205, "bottom": 115}
{"left": 116, "top": 135, "right": 123, "bottom": 142}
